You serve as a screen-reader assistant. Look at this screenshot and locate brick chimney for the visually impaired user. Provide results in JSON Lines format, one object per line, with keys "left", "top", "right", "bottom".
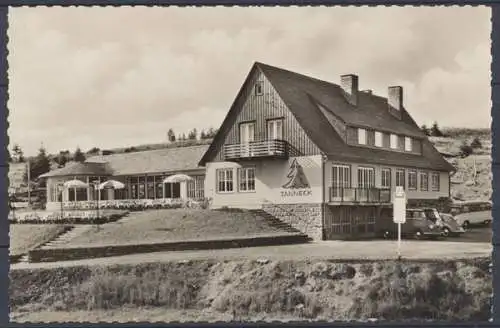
{"left": 388, "top": 86, "right": 403, "bottom": 119}
{"left": 340, "top": 74, "right": 359, "bottom": 106}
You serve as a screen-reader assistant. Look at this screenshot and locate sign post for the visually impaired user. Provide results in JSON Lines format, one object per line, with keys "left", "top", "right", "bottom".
{"left": 392, "top": 186, "right": 407, "bottom": 260}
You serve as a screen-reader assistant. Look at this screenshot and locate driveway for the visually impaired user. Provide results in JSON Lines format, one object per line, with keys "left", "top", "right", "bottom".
{"left": 11, "top": 239, "right": 491, "bottom": 271}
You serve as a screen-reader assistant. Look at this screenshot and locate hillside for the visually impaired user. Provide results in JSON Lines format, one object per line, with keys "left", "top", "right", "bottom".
{"left": 431, "top": 128, "right": 492, "bottom": 202}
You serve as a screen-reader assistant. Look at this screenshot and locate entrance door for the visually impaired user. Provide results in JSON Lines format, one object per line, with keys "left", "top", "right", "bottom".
{"left": 239, "top": 122, "right": 255, "bottom": 157}
{"left": 332, "top": 165, "right": 351, "bottom": 201}
{"left": 267, "top": 119, "right": 283, "bottom": 154}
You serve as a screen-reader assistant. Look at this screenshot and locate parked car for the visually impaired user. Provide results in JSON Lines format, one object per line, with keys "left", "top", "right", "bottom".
{"left": 438, "top": 213, "right": 466, "bottom": 237}
{"left": 378, "top": 208, "right": 444, "bottom": 240}
{"left": 453, "top": 210, "right": 492, "bottom": 229}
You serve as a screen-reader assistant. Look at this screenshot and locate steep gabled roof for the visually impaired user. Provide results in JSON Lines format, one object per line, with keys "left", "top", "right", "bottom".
{"left": 199, "top": 62, "right": 454, "bottom": 172}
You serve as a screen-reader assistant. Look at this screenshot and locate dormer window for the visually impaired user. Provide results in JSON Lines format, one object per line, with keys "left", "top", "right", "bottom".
{"left": 404, "top": 137, "right": 413, "bottom": 152}
{"left": 374, "top": 131, "right": 383, "bottom": 147}
{"left": 358, "top": 128, "right": 367, "bottom": 145}
{"left": 255, "top": 82, "right": 263, "bottom": 96}
{"left": 390, "top": 134, "right": 398, "bottom": 149}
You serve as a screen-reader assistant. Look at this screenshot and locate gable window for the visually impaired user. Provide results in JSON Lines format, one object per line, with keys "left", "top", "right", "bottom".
{"left": 390, "top": 134, "right": 398, "bottom": 149}
{"left": 405, "top": 137, "right": 413, "bottom": 152}
{"left": 381, "top": 168, "right": 391, "bottom": 189}
{"left": 420, "top": 172, "right": 429, "bottom": 191}
{"left": 395, "top": 169, "right": 405, "bottom": 189}
{"left": 255, "top": 81, "right": 263, "bottom": 96}
{"left": 431, "top": 172, "right": 440, "bottom": 191}
{"left": 358, "top": 167, "right": 375, "bottom": 189}
{"left": 358, "top": 128, "right": 367, "bottom": 145}
{"left": 216, "top": 168, "right": 234, "bottom": 193}
{"left": 375, "top": 131, "right": 383, "bottom": 147}
{"left": 408, "top": 170, "right": 417, "bottom": 190}
{"left": 238, "top": 167, "right": 256, "bottom": 192}
{"left": 267, "top": 119, "right": 283, "bottom": 140}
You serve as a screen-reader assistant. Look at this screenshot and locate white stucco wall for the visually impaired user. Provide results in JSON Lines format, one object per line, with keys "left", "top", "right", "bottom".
{"left": 205, "top": 155, "right": 324, "bottom": 209}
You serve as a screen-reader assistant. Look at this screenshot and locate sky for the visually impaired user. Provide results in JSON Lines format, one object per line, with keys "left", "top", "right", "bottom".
{"left": 7, "top": 6, "right": 491, "bottom": 156}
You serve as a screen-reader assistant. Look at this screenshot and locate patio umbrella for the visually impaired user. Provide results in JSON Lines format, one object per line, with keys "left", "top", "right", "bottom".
{"left": 63, "top": 179, "right": 89, "bottom": 188}
{"left": 163, "top": 174, "right": 193, "bottom": 184}
{"left": 98, "top": 180, "right": 125, "bottom": 190}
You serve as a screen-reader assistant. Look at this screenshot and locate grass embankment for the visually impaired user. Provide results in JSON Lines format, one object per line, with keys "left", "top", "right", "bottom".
{"left": 53, "top": 209, "right": 291, "bottom": 248}
{"left": 10, "top": 258, "right": 491, "bottom": 322}
{"left": 10, "top": 225, "right": 69, "bottom": 256}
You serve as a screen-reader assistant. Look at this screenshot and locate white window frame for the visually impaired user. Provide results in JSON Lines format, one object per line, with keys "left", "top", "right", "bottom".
{"left": 431, "top": 172, "right": 440, "bottom": 191}
{"left": 375, "top": 131, "right": 383, "bottom": 147}
{"left": 358, "top": 128, "right": 367, "bottom": 145}
{"left": 255, "top": 81, "right": 263, "bottom": 95}
{"left": 381, "top": 168, "right": 391, "bottom": 189}
{"left": 408, "top": 170, "right": 417, "bottom": 190}
{"left": 216, "top": 168, "right": 234, "bottom": 193}
{"left": 357, "top": 167, "right": 375, "bottom": 189}
{"left": 331, "top": 164, "right": 351, "bottom": 200}
{"left": 390, "top": 134, "right": 398, "bottom": 149}
{"left": 404, "top": 137, "right": 413, "bottom": 152}
{"left": 238, "top": 167, "right": 256, "bottom": 192}
{"left": 420, "top": 172, "right": 429, "bottom": 191}
{"left": 395, "top": 169, "right": 405, "bottom": 189}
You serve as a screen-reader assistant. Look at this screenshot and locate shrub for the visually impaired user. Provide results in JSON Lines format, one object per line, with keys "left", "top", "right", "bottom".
{"left": 459, "top": 142, "right": 473, "bottom": 158}
{"left": 470, "top": 137, "right": 483, "bottom": 149}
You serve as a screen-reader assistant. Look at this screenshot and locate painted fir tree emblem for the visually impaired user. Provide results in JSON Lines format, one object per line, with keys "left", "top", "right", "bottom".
{"left": 282, "top": 158, "right": 310, "bottom": 189}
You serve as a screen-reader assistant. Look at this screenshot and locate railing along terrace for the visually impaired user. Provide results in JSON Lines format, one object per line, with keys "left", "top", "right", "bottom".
{"left": 329, "top": 187, "right": 391, "bottom": 203}
{"left": 60, "top": 198, "right": 185, "bottom": 210}
{"left": 224, "top": 139, "right": 288, "bottom": 160}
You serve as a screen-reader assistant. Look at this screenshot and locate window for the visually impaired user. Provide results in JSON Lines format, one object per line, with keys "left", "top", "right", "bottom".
{"left": 217, "top": 168, "right": 234, "bottom": 193}
{"left": 405, "top": 137, "right": 413, "bottom": 152}
{"left": 187, "top": 176, "right": 205, "bottom": 200}
{"left": 155, "top": 176, "right": 164, "bottom": 199}
{"left": 164, "top": 182, "right": 181, "bottom": 198}
{"left": 395, "top": 169, "right": 405, "bottom": 189}
{"left": 381, "top": 168, "right": 391, "bottom": 189}
{"left": 408, "top": 170, "right": 417, "bottom": 190}
{"left": 420, "top": 172, "right": 429, "bottom": 191}
{"left": 255, "top": 81, "right": 263, "bottom": 95}
{"left": 357, "top": 167, "right": 375, "bottom": 189}
{"left": 431, "top": 172, "right": 440, "bottom": 191}
{"left": 390, "top": 134, "right": 398, "bottom": 149}
{"left": 146, "top": 176, "right": 155, "bottom": 199}
{"left": 358, "top": 128, "right": 367, "bottom": 145}
{"left": 375, "top": 131, "right": 383, "bottom": 147}
{"left": 267, "top": 119, "right": 283, "bottom": 140}
{"left": 331, "top": 165, "right": 350, "bottom": 199}
{"left": 238, "top": 167, "right": 256, "bottom": 192}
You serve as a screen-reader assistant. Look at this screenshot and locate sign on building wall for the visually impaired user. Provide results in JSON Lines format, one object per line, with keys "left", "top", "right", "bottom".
{"left": 280, "top": 158, "right": 313, "bottom": 197}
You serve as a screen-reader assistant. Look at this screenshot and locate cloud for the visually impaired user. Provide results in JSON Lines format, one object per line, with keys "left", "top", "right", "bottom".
{"left": 7, "top": 6, "right": 490, "bottom": 155}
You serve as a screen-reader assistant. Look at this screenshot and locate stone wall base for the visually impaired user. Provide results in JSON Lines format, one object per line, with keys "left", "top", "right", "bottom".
{"left": 262, "top": 203, "right": 323, "bottom": 241}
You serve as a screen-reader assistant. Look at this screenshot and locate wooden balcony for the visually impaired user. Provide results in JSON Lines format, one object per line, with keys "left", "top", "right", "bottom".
{"left": 224, "top": 140, "right": 289, "bottom": 161}
{"left": 329, "top": 187, "right": 392, "bottom": 204}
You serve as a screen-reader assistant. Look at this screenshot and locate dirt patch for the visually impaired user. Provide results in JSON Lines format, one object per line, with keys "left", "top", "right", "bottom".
{"left": 10, "top": 224, "right": 70, "bottom": 256}
{"left": 50, "top": 209, "right": 293, "bottom": 248}
{"left": 10, "top": 258, "right": 491, "bottom": 322}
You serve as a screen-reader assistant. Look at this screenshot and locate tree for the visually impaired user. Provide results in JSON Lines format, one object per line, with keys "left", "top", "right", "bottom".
{"left": 29, "top": 146, "right": 51, "bottom": 180}
{"left": 87, "top": 147, "right": 100, "bottom": 154}
{"left": 200, "top": 130, "right": 206, "bottom": 139}
{"left": 282, "top": 159, "right": 310, "bottom": 189}
{"left": 55, "top": 151, "right": 69, "bottom": 167}
{"left": 188, "top": 128, "right": 198, "bottom": 140}
{"left": 12, "top": 144, "right": 24, "bottom": 163}
{"left": 471, "top": 137, "right": 483, "bottom": 149}
{"left": 73, "top": 147, "right": 86, "bottom": 163}
{"left": 167, "top": 129, "right": 176, "bottom": 142}
{"left": 459, "top": 141, "right": 473, "bottom": 158}
{"left": 420, "top": 124, "right": 430, "bottom": 136}
{"left": 430, "top": 121, "right": 444, "bottom": 137}
{"left": 204, "top": 127, "right": 218, "bottom": 139}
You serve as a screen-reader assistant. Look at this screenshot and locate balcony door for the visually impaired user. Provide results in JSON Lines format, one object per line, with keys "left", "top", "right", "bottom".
{"left": 239, "top": 122, "right": 255, "bottom": 157}
{"left": 267, "top": 119, "right": 283, "bottom": 154}
{"left": 332, "top": 165, "right": 351, "bottom": 201}
{"left": 357, "top": 167, "right": 375, "bottom": 202}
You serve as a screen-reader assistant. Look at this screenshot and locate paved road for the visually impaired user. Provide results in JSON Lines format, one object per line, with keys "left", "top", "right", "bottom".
{"left": 11, "top": 238, "right": 491, "bottom": 271}
{"left": 450, "top": 226, "right": 491, "bottom": 243}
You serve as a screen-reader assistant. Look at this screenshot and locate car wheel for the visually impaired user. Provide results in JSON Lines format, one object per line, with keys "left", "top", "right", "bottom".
{"left": 462, "top": 221, "right": 470, "bottom": 230}
{"left": 442, "top": 227, "right": 450, "bottom": 237}
{"left": 484, "top": 220, "right": 492, "bottom": 226}
{"left": 414, "top": 230, "right": 423, "bottom": 240}
{"left": 382, "top": 231, "right": 391, "bottom": 239}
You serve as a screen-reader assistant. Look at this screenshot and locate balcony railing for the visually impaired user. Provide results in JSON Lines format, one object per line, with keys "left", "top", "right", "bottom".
{"left": 224, "top": 140, "right": 288, "bottom": 161}
{"left": 329, "top": 187, "right": 391, "bottom": 204}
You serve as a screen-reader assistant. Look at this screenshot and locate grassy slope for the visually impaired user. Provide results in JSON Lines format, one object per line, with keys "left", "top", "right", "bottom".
{"left": 430, "top": 128, "right": 491, "bottom": 201}
{"left": 53, "top": 209, "right": 292, "bottom": 248}
{"left": 10, "top": 224, "right": 68, "bottom": 256}
{"left": 10, "top": 258, "right": 491, "bottom": 322}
